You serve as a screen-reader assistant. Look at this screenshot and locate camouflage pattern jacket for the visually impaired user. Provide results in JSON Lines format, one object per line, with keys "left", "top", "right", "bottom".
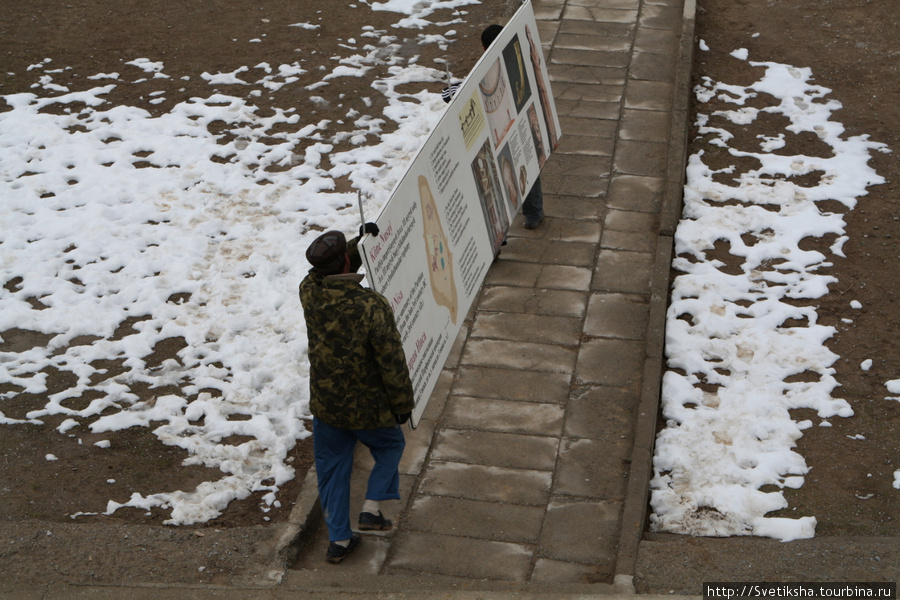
{"left": 299, "top": 243, "right": 415, "bottom": 430}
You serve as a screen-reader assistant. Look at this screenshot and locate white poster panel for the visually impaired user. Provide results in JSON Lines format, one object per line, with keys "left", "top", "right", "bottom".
{"left": 360, "top": 1, "right": 561, "bottom": 427}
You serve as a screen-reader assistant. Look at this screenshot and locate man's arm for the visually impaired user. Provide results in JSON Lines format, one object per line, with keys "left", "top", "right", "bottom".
{"left": 369, "top": 297, "right": 416, "bottom": 417}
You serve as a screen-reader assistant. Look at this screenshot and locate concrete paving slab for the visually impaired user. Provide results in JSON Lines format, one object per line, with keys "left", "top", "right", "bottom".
{"left": 522, "top": 218, "right": 601, "bottom": 244}
{"left": 543, "top": 169, "right": 610, "bottom": 198}
{"left": 542, "top": 154, "right": 613, "bottom": 198}
{"left": 607, "top": 174, "right": 665, "bottom": 211}
{"left": 453, "top": 366, "right": 572, "bottom": 403}
{"left": 471, "top": 311, "right": 584, "bottom": 345}
{"left": 388, "top": 531, "right": 532, "bottom": 581}
{"left": 483, "top": 260, "right": 545, "bottom": 287}
{"left": 556, "top": 133, "right": 616, "bottom": 157}
{"left": 563, "top": 385, "right": 637, "bottom": 440}
{"left": 612, "top": 139, "right": 668, "bottom": 176}
{"left": 619, "top": 108, "right": 673, "bottom": 142}
{"left": 544, "top": 196, "right": 603, "bottom": 221}
{"left": 431, "top": 429, "right": 560, "bottom": 471}
{"left": 640, "top": 4, "right": 684, "bottom": 29}
{"left": 533, "top": 3, "right": 565, "bottom": 21}
{"left": 630, "top": 50, "right": 678, "bottom": 81}
{"left": 601, "top": 229, "right": 658, "bottom": 252}
{"left": 604, "top": 208, "right": 658, "bottom": 233}
{"left": 549, "top": 64, "right": 627, "bottom": 85}
{"left": 419, "top": 461, "right": 553, "bottom": 505}
{"left": 623, "top": 80, "right": 675, "bottom": 111}
{"left": 552, "top": 81, "right": 625, "bottom": 103}
{"left": 555, "top": 33, "right": 633, "bottom": 52}
{"left": 554, "top": 98, "right": 622, "bottom": 120}
{"left": 462, "top": 338, "right": 579, "bottom": 373}
{"left": 539, "top": 154, "right": 612, "bottom": 179}
{"left": 593, "top": 249, "right": 654, "bottom": 293}
{"left": 477, "top": 286, "right": 588, "bottom": 318}
{"left": 539, "top": 500, "right": 622, "bottom": 563}
{"left": 443, "top": 396, "right": 566, "bottom": 436}
{"left": 408, "top": 495, "right": 546, "bottom": 543}
{"left": 532, "top": 557, "right": 612, "bottom": 584}
{"left": 536, "top": 264, "right": 594, "bottom": 291}
{"left": 500, "top": 238, "right": 598, "bottom": 266}
{"left": 575, "top": 338, "right": 644, "bottom": 387}
{"left": 555, "top": 437, "right": 630, "bottom": 498}
{"left": 558, "top": 116, "right": 618, "bottom": 138}
{"left": 482, "top": 262, "right": 593, "bottom": 292}
{"left": 559, "top": 17, "right": 633, "bottom": 37}
{"left": 633, "top": 27, "right": 680, "bottom": 54}
{"left": 564, "top": 6, "right": 639, "bottom": 23}
{"left": 584, "top": 292, "right": 650, "bottom": 339}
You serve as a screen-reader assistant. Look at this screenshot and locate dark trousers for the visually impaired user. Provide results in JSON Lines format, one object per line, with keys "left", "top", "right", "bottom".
{"left": 312, "top": 417, "right": 405, "bottom": 541}
{"left": 523, "top": 176, "right": 544, "bottom": 223}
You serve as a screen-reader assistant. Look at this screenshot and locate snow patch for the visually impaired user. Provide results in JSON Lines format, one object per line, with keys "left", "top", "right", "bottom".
{"left": 650, "top": 52, "right": 887, "bottom": 540}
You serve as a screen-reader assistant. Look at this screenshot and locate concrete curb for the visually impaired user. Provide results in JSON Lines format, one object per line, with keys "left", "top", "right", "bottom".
{"left": 263, "top": 465, "right": 320, "bottom": 583}
{"left": 613, "top": 0, "right": 696, "bottom": 585}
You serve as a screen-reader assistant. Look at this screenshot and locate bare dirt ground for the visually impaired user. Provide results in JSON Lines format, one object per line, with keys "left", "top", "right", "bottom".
{"left": 688, "top": 0, "right": 899, "bottom": 538}
{"left": 636, "top": 0, "right": 899, "bottom": 592}
{"left": 0, "top": 0, "right": 897, "bottom": 589}
{"left": 0, "top": 0, "right": 505, "bottom": 585}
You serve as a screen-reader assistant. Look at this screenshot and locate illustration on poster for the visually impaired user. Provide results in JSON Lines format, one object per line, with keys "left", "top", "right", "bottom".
{"left": 470, "top": 140, "right": 509, "bottom": 255}
{"left": 502, "top": 35, "right": 532, "bottom": 113}
{"left": 526, "top": 24, "right": 559, "bottom": 150}
{"left": 499, "top": 152, "right": 520, "bottom": 210}
{"left": 479, "top": 58, "right": 516, "bottom": 149}
{"left": 458, "top": 94, "right": 485, "bottom": 152}
{"left": 419, "top": 175, "right": 459, "bottom": 324}
{"left": 527, "top": 104, "right": 547, "bottom": 169}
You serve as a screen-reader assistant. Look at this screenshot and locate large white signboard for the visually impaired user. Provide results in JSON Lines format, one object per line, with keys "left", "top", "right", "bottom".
{"left": 360, "top": 1, "right": 561, "bottom": 427}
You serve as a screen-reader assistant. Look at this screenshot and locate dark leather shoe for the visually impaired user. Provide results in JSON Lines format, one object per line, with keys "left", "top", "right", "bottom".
{"left": 326, "top": 532, "right": 361, "bottom": 564}
{"left": 359, "top": 511, "right": 393, "bottom": 531}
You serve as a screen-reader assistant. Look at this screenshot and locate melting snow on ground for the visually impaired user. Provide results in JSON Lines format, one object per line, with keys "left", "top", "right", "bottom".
{"left": 649, "top": 47, "right": 891, "bottom": 542}
{"left": 0, "top": 0, "right": 475, "bottom": 524}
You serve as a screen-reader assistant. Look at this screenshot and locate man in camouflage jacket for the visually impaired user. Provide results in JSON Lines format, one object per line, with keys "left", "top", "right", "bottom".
{"left": 299, "top": 227, "right": 415, "bottom": 564}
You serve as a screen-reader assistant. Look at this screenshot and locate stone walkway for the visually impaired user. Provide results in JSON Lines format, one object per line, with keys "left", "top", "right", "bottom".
{"left": 287, "top": 0, "right": 695, "bottom": 589}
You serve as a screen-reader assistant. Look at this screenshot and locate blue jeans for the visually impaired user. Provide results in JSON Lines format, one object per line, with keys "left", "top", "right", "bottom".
{"left": 523, "top": 176, "right": 544, "bottom": 223}
{"left": 312, "top": 417, "right": 405, "bottom": 541}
